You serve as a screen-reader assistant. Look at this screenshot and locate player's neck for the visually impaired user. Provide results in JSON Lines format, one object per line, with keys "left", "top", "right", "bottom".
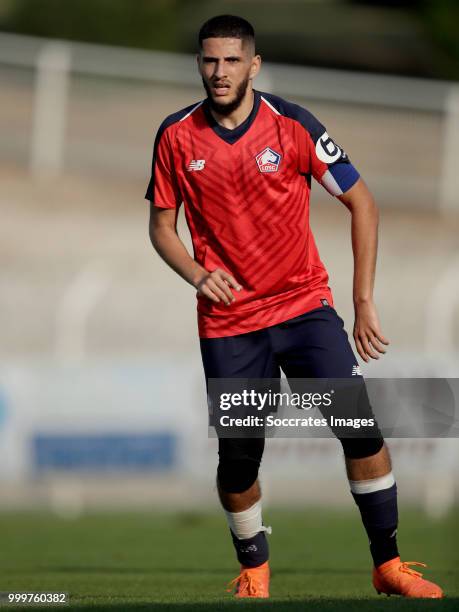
{"left": 209, "top": 88, "right": 255, "bottom": 130}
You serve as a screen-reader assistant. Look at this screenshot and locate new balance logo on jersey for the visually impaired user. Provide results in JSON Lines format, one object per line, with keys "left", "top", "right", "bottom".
{"left": 187, "top": 159, "right": 205, "bottom": 171}
{"left": 352, "top": 365, "right": 362, "bottom": 376}
{"left": 256, "top": 147, "right": 282, "bottom": 173}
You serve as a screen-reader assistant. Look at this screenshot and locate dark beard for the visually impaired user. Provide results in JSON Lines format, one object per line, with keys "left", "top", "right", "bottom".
{"left": 202, "top": 76, "right": 250, "bottom": 116}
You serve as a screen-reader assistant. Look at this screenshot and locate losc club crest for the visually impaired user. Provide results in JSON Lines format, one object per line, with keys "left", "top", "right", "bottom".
{"left": 255, "top": 147, "right": 282, "bottom": 173}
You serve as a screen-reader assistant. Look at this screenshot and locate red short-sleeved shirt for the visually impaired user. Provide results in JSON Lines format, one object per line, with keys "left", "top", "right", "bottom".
{"left": 146, "top": 90, "right": 359, "bottom": 338}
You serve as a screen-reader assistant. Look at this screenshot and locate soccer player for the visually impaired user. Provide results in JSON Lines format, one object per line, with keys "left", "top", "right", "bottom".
{"left": 146, "top": 15, "right": 443, "bottom": 599}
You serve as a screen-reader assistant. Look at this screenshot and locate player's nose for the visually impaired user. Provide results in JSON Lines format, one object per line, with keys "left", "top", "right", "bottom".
{"left": 214, "top": 59, "right": 227, "bottom": 79}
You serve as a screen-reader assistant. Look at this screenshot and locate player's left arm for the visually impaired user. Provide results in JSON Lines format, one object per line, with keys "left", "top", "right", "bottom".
{"left": 295, "top": 105, "right": 389, "bottom": 362}
{"left": 300, "top": 111, "right": 389, "bottom": 363}
{"left": 338, "top": 178, "right": 389, "bottom": 362}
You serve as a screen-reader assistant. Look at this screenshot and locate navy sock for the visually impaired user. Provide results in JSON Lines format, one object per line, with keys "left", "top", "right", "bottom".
{"left": 352, "top": 483, "right": 399, "bottom": 567}
{"left": 230, "top": 529, "right": 269, "bottom": 568}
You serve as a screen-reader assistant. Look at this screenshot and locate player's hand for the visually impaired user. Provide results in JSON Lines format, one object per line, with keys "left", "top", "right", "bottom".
{"left": 353, "top": 300, "right": 389, "bottom": 362}
{"left": 195, "top": 268, "right": 242, "bottom": 305}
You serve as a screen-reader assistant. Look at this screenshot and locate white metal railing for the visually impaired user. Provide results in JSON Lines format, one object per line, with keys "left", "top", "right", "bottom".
{"left": 0, "top": 30, "right": 453, "bottom": 110}
{"left": 1, "top": 30, "right": 459, "bottom": 209}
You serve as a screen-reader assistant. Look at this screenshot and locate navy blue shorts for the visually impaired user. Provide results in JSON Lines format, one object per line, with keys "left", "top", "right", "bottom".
{"left": 200, "top": 306, "right": 359, "bottom": 380}
{"left": 200, "top": 307, "right": 384, "bottom": 463}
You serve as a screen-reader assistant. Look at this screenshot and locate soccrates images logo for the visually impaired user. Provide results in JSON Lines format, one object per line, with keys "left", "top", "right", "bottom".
{"left": 256, "top": 147, "right": 282, "bottom": 173}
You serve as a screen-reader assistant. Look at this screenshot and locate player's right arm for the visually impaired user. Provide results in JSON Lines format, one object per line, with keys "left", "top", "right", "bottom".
{"left": 149, "top": 205, "right": 241, "bottom": 305}
{"left": 146, "top": 117, "right": 241, "bottom": 305}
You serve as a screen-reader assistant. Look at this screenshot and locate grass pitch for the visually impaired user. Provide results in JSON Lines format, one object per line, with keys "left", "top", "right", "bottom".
{"left": 0, "top": 507, "right": 457, "bottom": 610}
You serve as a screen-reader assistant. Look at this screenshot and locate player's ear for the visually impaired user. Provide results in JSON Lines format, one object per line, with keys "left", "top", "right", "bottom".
{"left": 249, "top": 54, "right": 261, "bottom": 80}
{"left": 196, "top": 52, "right": 205, "bottom": 75}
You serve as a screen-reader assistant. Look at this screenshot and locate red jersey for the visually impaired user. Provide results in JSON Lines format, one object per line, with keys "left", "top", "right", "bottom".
{"left": 145, "top": 90, "right": 359, "bottom": 338}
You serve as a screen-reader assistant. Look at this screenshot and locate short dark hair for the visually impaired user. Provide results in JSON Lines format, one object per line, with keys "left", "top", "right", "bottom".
{"left": 198, "top": 15, "right": 255, "bottom": 49}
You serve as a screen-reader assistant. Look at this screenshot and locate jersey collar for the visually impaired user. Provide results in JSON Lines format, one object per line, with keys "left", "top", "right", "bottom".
{"left": 203, "top": 90, "right": 261, "bottom": 145}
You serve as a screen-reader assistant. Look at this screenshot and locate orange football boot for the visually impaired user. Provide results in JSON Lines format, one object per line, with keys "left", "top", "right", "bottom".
{"left": 226, "top": 561, "right": 270, "bottom": 598}
{"left": 373, "top": 556, "right": 443, "bottom": 598}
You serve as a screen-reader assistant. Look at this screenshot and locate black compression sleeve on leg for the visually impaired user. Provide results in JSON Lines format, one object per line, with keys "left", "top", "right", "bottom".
{"left": 217, "top": 459, "right": 260, "bottom": 493}
{"left": 340, "top": 436, "right": 384, "bottom": 459}
{"left": 217, "top": 438, "right": 265, "bottom": 493}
